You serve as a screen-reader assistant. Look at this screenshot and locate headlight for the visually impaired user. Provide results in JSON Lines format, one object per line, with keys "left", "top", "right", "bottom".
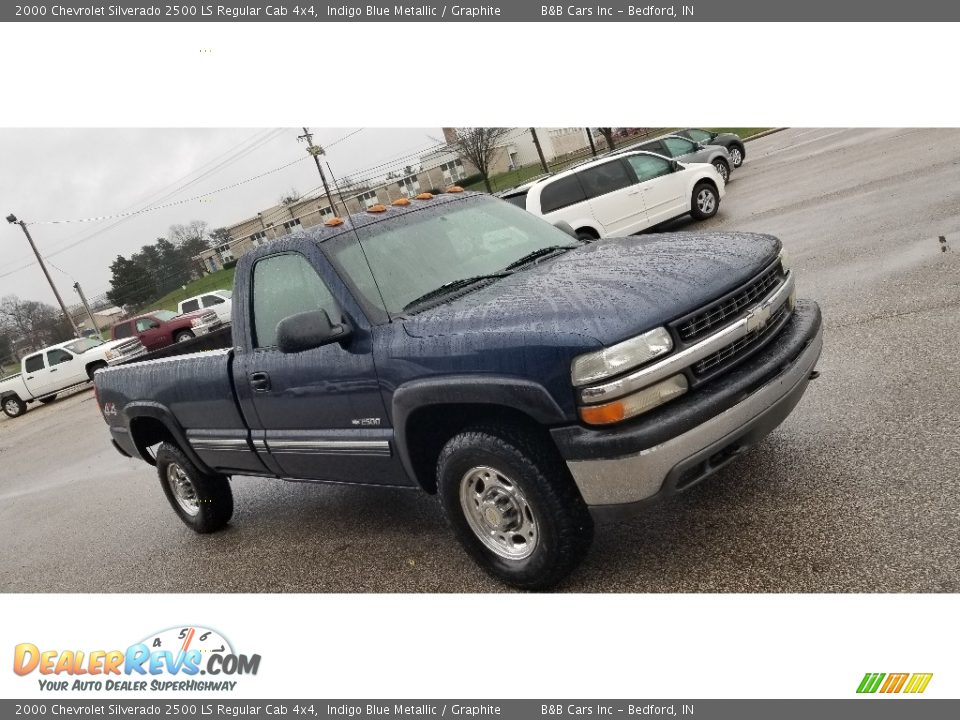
{"left": 191, "top": 318, "right": 202, "bottom": 327}
{"left": 578, "top": 375, "right": 689, "bottom": 426}
{"left": 104, "top": 350, "right": 116, "bottom": 360}
{"left": 571, "top": 327, "right": 673, "bottom": 386}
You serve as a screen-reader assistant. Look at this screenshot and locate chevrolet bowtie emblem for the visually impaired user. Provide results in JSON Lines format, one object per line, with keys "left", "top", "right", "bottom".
{"left": 746, "top": 304, "right": 772, "bottom": 332}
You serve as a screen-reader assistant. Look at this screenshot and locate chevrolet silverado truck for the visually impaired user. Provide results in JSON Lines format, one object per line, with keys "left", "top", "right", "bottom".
{"left": 1, "top": 336, "right": 145, "bottom": 418}
{"left": 93, "top": 190, "right": 822, "bottom": 589}
{"left": 109, "top": 308, "right": 222, "bottom": 351}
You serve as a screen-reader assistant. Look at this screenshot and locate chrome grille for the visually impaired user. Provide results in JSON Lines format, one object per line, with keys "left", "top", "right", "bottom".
{"left": 692, "top": 303, "right": 788, "bottom": 376}
{"left": 677, "top": 262, "right": 784, "bottom": 342}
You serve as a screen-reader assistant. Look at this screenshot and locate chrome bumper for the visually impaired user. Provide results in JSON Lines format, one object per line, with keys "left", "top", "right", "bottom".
{"left": 566, "top": 320, "right": 823, "bottom": 509}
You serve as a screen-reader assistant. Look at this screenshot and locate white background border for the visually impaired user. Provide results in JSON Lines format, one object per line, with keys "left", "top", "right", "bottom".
{"left": 1, "top": 19, "right": 957, "bottom": 701}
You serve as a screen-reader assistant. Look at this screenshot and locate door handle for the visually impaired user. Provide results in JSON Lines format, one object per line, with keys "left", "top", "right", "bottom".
{"left": 50, "top": 368, "right": 58, "bottom": 372}
{"left": 627, "top": 190, "right": 641, "bottom": 196}
{"left": 249, "top": 371, "right": 271, "bottom": 392}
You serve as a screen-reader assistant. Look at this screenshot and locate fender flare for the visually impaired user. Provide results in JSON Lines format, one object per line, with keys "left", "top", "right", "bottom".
{"left": 391, "top": 375, "right": 569, "bottom": 488}
{"left": 122, "top": 401, "right": 213, "bottom": 473}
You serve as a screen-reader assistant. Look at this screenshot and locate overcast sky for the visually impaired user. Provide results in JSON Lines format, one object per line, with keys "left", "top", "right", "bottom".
{"left": 0, "top": 128, "right": 443, "bottom": 306}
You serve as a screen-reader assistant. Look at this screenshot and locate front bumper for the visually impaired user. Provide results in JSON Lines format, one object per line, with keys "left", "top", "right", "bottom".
{"left": 553, "top": 300, "right": 822, "bottom": 519}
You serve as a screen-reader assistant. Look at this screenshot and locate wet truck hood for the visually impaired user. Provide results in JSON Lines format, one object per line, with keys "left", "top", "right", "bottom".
{"left": 403, "top": 232, "right": 781, "bottom": 345}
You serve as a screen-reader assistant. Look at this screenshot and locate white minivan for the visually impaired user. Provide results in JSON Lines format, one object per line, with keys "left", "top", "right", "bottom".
{"left": 523, "top": 151, "right": 725, "bottom": 240}
{"left": 177, "top": 289, "right": 232, "bottom": 324}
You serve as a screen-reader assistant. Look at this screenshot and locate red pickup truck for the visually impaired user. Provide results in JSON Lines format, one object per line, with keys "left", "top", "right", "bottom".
{"left": 110, "top": 309, "right": 222, "bottom": 351}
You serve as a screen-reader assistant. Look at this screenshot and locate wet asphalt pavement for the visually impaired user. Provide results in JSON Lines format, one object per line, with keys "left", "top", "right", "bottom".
{"left": 1, "top": 128, "right": 958, "bottom": 593}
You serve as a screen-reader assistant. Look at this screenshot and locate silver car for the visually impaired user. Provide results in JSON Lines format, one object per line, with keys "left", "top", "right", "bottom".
{"left": 621, "top": 134, "right": 734, "bottom": 184}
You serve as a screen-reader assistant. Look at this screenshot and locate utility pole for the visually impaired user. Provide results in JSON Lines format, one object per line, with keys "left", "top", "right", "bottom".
{"left": 6, "top": 213, "right": 79, "bottom": 336}
{"left": 297, "top": 128, "right": 340, "bottom": 217}
{"left": 73, "top": 281, "right": 102, "bottom": 337}
{"left": 585, "top": 128, "right": 598, "bottom": 157}
{"left": 529, "top": 128, "right": 549, "bottom": 174}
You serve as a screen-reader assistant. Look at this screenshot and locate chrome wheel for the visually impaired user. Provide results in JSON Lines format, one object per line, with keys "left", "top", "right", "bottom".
{"left": 4, "top": 399, "right": 21, "bottom": 416}
{"left": 166, "top": 462, "right": 200, "bottom": 516}
{"left": 697, "top": 188, "right": 717, "bottom": 215}
{"left": 713, "top": 161, "right": 729, "bottom": 183}
{"left": 730, "top": 147, "right": 743, "bottom": 167}
{"left": 459, "top": 465, "right": 539, "bottom": 560}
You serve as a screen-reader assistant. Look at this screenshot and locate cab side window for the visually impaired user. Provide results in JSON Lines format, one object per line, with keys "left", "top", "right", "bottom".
{"left": 46, "top": 349, "right": 72, "bottom": 366}
{"left": 136, "top": 318, "right": 158, "bottom": 332}
{"left": 24, "top": 355, "right": 44, "bottom": 373}
{"left": 626, "top": 155, "right": 674, "bottom": 183}
{"left": 202, "top": 295, "right": 225, "bottom": 307}
{"left": 662, "top": 137, "right": 697, "bottom": 157}
{"left": 252, "top": 253, "right": 339, "bottom": 349}
{"left": 577, "top": 161, "right": 633, "bottom": 200}
{"left": 539, "top": 176, "right": 586, "bottom": 214}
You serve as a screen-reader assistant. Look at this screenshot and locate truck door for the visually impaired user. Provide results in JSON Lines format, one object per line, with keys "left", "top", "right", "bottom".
{"left": 135, "top": 317, "right": 166, "bottom": 351}
{"left": 36, "top": 348, "right": 82, "bottom": 394}
{"left": 233, "top": 249, "right": 408, "bottom": 486}
{"left": 20, "top": 353, "right": 46, "bottom": 398}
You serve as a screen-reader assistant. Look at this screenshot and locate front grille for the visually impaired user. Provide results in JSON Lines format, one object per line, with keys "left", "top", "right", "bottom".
{"left": 692, "top": 303, "right": 788, "bottom": 376}
{"left": 677, "top": 262, "right": 784, "bottom": 342}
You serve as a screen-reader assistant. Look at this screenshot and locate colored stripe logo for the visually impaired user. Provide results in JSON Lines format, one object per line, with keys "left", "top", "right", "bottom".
{"left": 857, "top": 672, "right": 933, "bottom": 694}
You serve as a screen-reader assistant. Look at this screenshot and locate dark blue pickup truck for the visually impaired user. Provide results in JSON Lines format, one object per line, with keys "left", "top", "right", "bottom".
{"left": 94, "top": 190, "right": 822, "bottom": 589}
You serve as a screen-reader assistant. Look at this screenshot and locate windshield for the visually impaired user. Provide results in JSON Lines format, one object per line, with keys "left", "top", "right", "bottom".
{"left": 63, "top": 338, "right": 104, "bottom": 353}
{"left": 329, "top": 197, "right": 579, "bottom": 316}
{"left": 152, "top": 310, "right": 177, "bottom": 321}
{"left": 502, "top": 191, "right": 528, "bottom": 208}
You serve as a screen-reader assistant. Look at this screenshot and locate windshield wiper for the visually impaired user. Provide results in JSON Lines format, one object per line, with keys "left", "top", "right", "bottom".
{"left": 503, "top": 244, "right": 577, "bottom": 271}
{"left": 402, "top": 273, "right": 513, "bottom": 312}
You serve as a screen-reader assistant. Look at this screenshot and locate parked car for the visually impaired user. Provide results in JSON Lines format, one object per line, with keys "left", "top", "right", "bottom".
{"left": 94, "top": 190, "right": 822, "bottom": 589}
{"left": 676, "top": 128, "right": 747, "bottom": 168}
{"left": 624, "top": 135, "right": 733, "bottom": 183}
{"left": 1, "top": 336, "right": 145, "bottom": 418}
{"left": 110, "top": 309, "right": 221, "bottom": 351}
{"left": 178, "top": 289, "right": 232, "bottom": 324}
{"left": 523, "top": 151, "right": 725, "bottom": 239}
{"left": 495, "top": 175, "right": 553, "bottom": 209}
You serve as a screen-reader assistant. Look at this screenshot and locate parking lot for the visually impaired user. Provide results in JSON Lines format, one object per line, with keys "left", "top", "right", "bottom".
{"left": 1, "top": 127, "right": 958, "bottom": 593}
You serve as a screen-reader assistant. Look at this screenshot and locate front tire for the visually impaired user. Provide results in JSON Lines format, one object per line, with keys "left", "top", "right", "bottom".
{"left": 87, "top": 361, "right": 107, "bottom": 381}
{"left": 2, "top": 395, "right": 27, "bottom": 418}
{"left": 155, "top": 442, "right": 233, "bottom": 533}
{"left": 436, "top": 426, "right": 593, "bottom": 590}
{"left": 690, "top": 181, "right": 720, "bottom": 220}
{"left": 174, "top": 330, "right": 195, "bottom": 343}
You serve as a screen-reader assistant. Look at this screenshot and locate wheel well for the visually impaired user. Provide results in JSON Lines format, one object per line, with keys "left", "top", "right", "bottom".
{"left": 695, "top": 177, "right": 719, "bottom": 194}
{"left": 85, "top": 360, "right": 107, "bottom": 375}
{"left": 129, "top": 416, "right": 177, "bottom": 466}
{"left": 575, "top": 226, "right": 600, "bottom": 239}
{"left": 404, "top": 404, "right": 552, "bottom": 494}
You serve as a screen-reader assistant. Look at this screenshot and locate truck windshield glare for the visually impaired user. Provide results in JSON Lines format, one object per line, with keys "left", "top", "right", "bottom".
{"left": 334, "top": 199, "right": 578, "bottom": 315}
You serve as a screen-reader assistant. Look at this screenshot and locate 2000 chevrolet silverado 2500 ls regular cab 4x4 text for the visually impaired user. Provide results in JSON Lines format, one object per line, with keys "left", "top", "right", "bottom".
{"left": 94, "top": 191, "right": 822, "bottom": 589}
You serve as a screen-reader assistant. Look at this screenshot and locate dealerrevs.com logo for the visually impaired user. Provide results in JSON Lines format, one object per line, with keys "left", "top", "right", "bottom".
{"left": 13, "top": 626, "right": 261, "bottom": 692}
{"left": 857, "top": 672, "right": 933, "bottom": 694}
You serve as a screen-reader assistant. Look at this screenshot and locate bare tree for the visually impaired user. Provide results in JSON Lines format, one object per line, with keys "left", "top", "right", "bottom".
{"left": 279, "top": 188, "right": 302, "bottom": 206}
{"left": 449, "top": 127, "right": 512, "bottom": 193}
{"left": 0, "top": 295, "right": 73, "bottom": 348}
{"left": 596, "top": 128, "right": 617, "bottom": 151}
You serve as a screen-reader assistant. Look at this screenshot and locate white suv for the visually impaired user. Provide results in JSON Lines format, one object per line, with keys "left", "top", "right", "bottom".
{"left": 177, "top": 289, "right": 232, "bottom": 324}
{"left": 523, "top": 151, "right": 725, "bottom": 239}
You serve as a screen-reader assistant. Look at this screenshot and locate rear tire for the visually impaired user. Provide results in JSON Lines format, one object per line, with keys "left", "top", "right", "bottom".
{"left": 155, "top": 442, "right": 233, "bottom": 534}
{"left": 436, "top": 425, "right": 593, "bottom": 590}
{"left": 2, "top": 395, "right": 27, "bottom": 418}
{"left": 729, "top": 144, "right": 745, "bottom": 168}
{"left": 174, "top": 330, "right": 195, "bottom": 343}
{"left": 690, "top": 181, "right": 720, "bottom": 220}
{"left": 86, "top": 361, "right": 107, "bottom": 381}
{"left": 712, "top": 158, "right": 730, "bottom": 184}
{"left": 39, "top": 395, "right": 57, "bottom": 404}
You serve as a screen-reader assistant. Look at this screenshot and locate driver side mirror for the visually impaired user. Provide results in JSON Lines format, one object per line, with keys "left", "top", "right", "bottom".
{"left": 671, "top": 160, "right": 683, "bottom": 172}
{"left": 552, "top": 220, "right": 579, "bottom": 240}
{"left": 277, "top": 309, "right": 351, "bottom": 354}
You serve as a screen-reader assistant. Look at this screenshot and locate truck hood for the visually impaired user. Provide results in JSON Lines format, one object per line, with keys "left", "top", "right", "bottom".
{"left": 402, "top": 232, "right": 781, "bottom": 345}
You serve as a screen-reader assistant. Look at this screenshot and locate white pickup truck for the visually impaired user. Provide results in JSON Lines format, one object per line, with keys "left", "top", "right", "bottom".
{"left": 0, "top": 336, "right": 146, "bottom": 418}
{"left": 176, "top": 289, "right": 232, "bottom": 324}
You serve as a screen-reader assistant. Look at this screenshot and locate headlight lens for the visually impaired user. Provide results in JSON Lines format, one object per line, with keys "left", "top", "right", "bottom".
{"left": 578, "top": 375, "right": 689, "bottom": 426}
{"left": 104, "top": 350, "right": 116, "bottom": 360}
{"left": 571, "top": 327, "right": 673, "bottom": 386}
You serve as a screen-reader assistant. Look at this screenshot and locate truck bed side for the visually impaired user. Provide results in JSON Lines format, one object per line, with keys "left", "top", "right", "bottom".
{"left": 93, "top": 348, "right": 271, "bottom": 476}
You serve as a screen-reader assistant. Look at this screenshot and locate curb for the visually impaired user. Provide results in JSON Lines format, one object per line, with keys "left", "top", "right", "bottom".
{"left": 743, "top": 127, "right": 788, "bottom": 142}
